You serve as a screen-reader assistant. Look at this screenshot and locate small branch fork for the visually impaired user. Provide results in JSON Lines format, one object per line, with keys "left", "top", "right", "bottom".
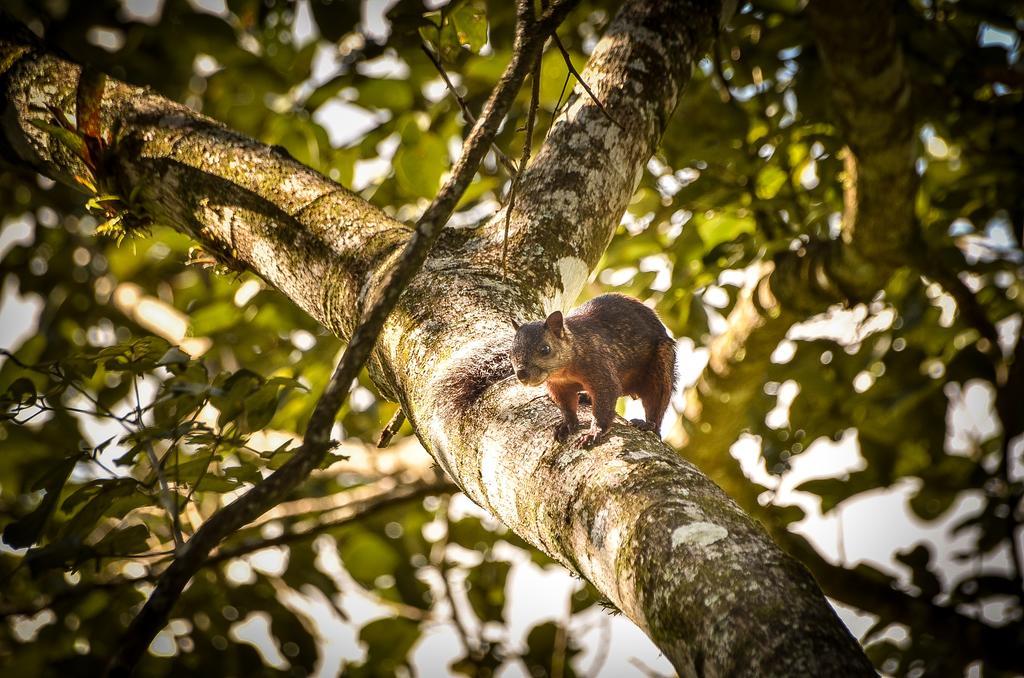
{"left": 102, "top": 1, "right": 580, "bottom": 674}
{"left": 376, "top": 407, "right": 407, "bottom": 448}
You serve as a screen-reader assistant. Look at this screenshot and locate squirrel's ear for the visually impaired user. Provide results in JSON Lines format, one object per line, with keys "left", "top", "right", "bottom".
{"left": 545, "top": 311, "right": 564, "bottom": 336}
{"left": 510, "top": 318, "right": 521, "bottom": 331}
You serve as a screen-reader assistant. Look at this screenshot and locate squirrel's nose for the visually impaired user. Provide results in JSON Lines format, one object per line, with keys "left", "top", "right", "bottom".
{"left": 515, "top": 369, "right": 528, "bottom": 381}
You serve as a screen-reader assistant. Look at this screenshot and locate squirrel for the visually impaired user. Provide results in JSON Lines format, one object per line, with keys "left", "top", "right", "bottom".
{"left": 510, "top": 293, "right": 677, "bottom": 448}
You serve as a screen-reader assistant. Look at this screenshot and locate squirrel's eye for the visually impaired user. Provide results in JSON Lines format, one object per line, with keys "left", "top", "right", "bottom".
{"left": 539, "top": 344, "right": 551, "bottom": 355}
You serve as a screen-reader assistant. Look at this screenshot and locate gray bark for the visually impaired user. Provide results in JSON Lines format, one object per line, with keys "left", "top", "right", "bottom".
{"left": 0, "top": 1, "right": 876, "bottom": 675}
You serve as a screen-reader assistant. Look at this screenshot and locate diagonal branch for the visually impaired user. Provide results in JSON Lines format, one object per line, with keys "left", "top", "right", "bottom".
{"left": 203, "top": 478, "right": 455, "bottom": 568}
{"left": 2, "top": 1, "right": 881, "bottom": 673}
{"left": 806, "top": 0, "right": 917, "bottom": 267}
{"left": 502, "top": 50, "right": 542, "bottom": 280}
{"left": 685, "top": 0, "right": 921, "bottom": 480}
{"left": 97, "top": 2, "right": 581, "bottom": 673}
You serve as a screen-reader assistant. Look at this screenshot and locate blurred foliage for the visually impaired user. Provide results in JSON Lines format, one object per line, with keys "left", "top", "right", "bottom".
{"left": 0, "top": 0, "right": 1022, "bottom": 676}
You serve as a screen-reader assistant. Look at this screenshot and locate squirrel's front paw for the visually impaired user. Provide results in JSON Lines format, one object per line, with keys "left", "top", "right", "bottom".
{"left": 629, "top": 418, "right": 657, "bottom": 432}
{"left": 554, "top": 421, "right": 580, "bottom": 443}
{"left": 574, "top": 428, "right": 608, "bottom": 449}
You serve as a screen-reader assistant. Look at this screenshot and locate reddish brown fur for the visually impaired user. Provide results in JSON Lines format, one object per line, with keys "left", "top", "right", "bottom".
{"left": 510, "top": 293, "right": 677, "bottom": 447}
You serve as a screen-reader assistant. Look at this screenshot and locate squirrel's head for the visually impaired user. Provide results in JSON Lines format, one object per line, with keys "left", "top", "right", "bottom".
{"left": 509, "top": 311, "right": 573, "bottom": 386}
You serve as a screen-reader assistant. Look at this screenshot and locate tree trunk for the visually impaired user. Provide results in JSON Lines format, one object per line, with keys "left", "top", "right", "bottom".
{"left": 0, "top": 2, "right": 875, "bottom": 675}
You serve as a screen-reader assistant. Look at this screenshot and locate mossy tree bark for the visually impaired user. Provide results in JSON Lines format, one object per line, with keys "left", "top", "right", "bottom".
{"left": 0, "top": 1, "right": 876, "bottom": 675}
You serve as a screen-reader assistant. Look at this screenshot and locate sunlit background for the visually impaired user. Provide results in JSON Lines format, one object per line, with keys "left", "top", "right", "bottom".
{"left": 1, "top": 0, "right": 1021, "bottom": 675}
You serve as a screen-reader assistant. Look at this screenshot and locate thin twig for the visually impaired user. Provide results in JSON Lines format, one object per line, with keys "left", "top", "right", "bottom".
{"left": 420, "top": 41, "right": 519, "bottom": 177}
{"left": 433, "top": 496, "right": 479, "bottom": 659}
{"left": 2, "top": 481, "right": 451, "bottom": 620}
{"left": 551, "top": 589, "right": 571, "bottom": 678}
{"left": 551, "top": 70, "right": 573, "bottom": 120}
{"left": 134, "top": 375, "right": 183, "bottom": 550}
{"left": 104, "top": 2, "right": 580, "bottom": 674}
{"left": 183, "top": 440, "right": 220, "bottom": 506}
{"left": 711, "top": 36, "right": 734, "bottom": 103}
{"left": 550, "top": 32, "right": 623, "bottom": 130}
{"left": 205, "top": 479, "right": 453, "bottom": 567}
{"left": 502, "top": 51, "right": 543, "bottom": 281}
{"left": 586, "top": 614, "right": 612, "bottom": 677}
{"left": 376, "top": 407, "right": 406, "bottom": 448}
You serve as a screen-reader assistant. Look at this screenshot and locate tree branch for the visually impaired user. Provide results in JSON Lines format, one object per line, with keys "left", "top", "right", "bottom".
{"left": 550, "top": 32, "right": 624, "bottom": 131}
{"left": 203, "top": 478, "right": 454, "bottom": 568}
{"left": 94, "top": 3, "right": 581, "bottom": 672}
{"left": 1, "top": 2, "right": 880, "bottom": 674}
{"left": 685, "top": 427, "right": 1024, "bottom": 672}
{"left": 0, "top": 480, "right": 450, "bottom": 620}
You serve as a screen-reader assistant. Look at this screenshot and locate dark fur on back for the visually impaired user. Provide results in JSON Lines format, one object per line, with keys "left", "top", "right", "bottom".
{"left": 441, "top": 337, "right": 514, "bottom": 415}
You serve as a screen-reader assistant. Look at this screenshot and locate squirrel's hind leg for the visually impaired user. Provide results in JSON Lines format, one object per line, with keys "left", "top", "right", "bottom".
{"left": 634, "top": 340, "right": 676, "bottom": 435}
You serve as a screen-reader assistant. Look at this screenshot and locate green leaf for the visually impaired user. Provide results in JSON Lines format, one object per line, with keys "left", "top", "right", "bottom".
{"left": 695, "top": 210, "right": 756, "bottom": 249}
{"left": 23, "top": 537, "right": 92, "bottom": 574}
{"left": 448, "top": 0, "right": 488, "bottom": 54}
{"left": 465, "top": 558, "right": 510, "bottom": 623}
{"left": 338, "top": 530, "right": 401, "bottom": 587}
{"left": 393, "top": 131, "right": 448, "bottom": 199}
{"left": 570, "top": 582, "right": 602, "bottom": 614}
{"left": 194, "top": 476, "right": 240, "bottom": 493}
{"left": 755, "top": 165, "right": 788, "bottom": 199}
{"left": 94, "top": 523, "right": 151, "bottom": 555}
{"left": 522, "top": 621, "right": 579, "bottom": 678}
{"left": 358, "top": 78, "right": 414, "bottom": 111}
{"left": 28, "top": 118, "right": 88, "bottom": 160}
{"left": 60, "top": 478, "right": 138, "bottom": 541}
{"left": 305, "top": 73, "right": 352, "bottom": 111}
{"left": 310, "top": 0, "right": 361, "bottom": 42}
{"left": 448, "top": 516, "right": 498, "bottom": 550}
{"left": 171, "top": 452, "right": 222, "bottom": 485}
{"left": 97, "top": 337, "right": 173, "bottom": 374}
{"left": 2, "top": 455, "right": 79, "bottom": 549}
{"left": 189, "top": 301, "right": 241, "bottom": 335}
{"left": 158, "top": 346, "right": 192, "bottom": 371}
{"left": 1, "top": 376, "right": 37, "bottom": 411}
{"left": 358, "top": 617, "right": 421, "bottom": 674}
{"left": 894, "top": 544, "right": 941, "bottom": 600}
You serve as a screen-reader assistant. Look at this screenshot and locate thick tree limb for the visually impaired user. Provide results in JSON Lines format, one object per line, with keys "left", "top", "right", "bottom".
{"left": 101, "top": 2, "right": 579, "bottom": 673}
{"left": 0, "top": 2, "right": 877, "bottom": 674}
{"left": 685, "top": 398, "right": 1024, "bottom": 672}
